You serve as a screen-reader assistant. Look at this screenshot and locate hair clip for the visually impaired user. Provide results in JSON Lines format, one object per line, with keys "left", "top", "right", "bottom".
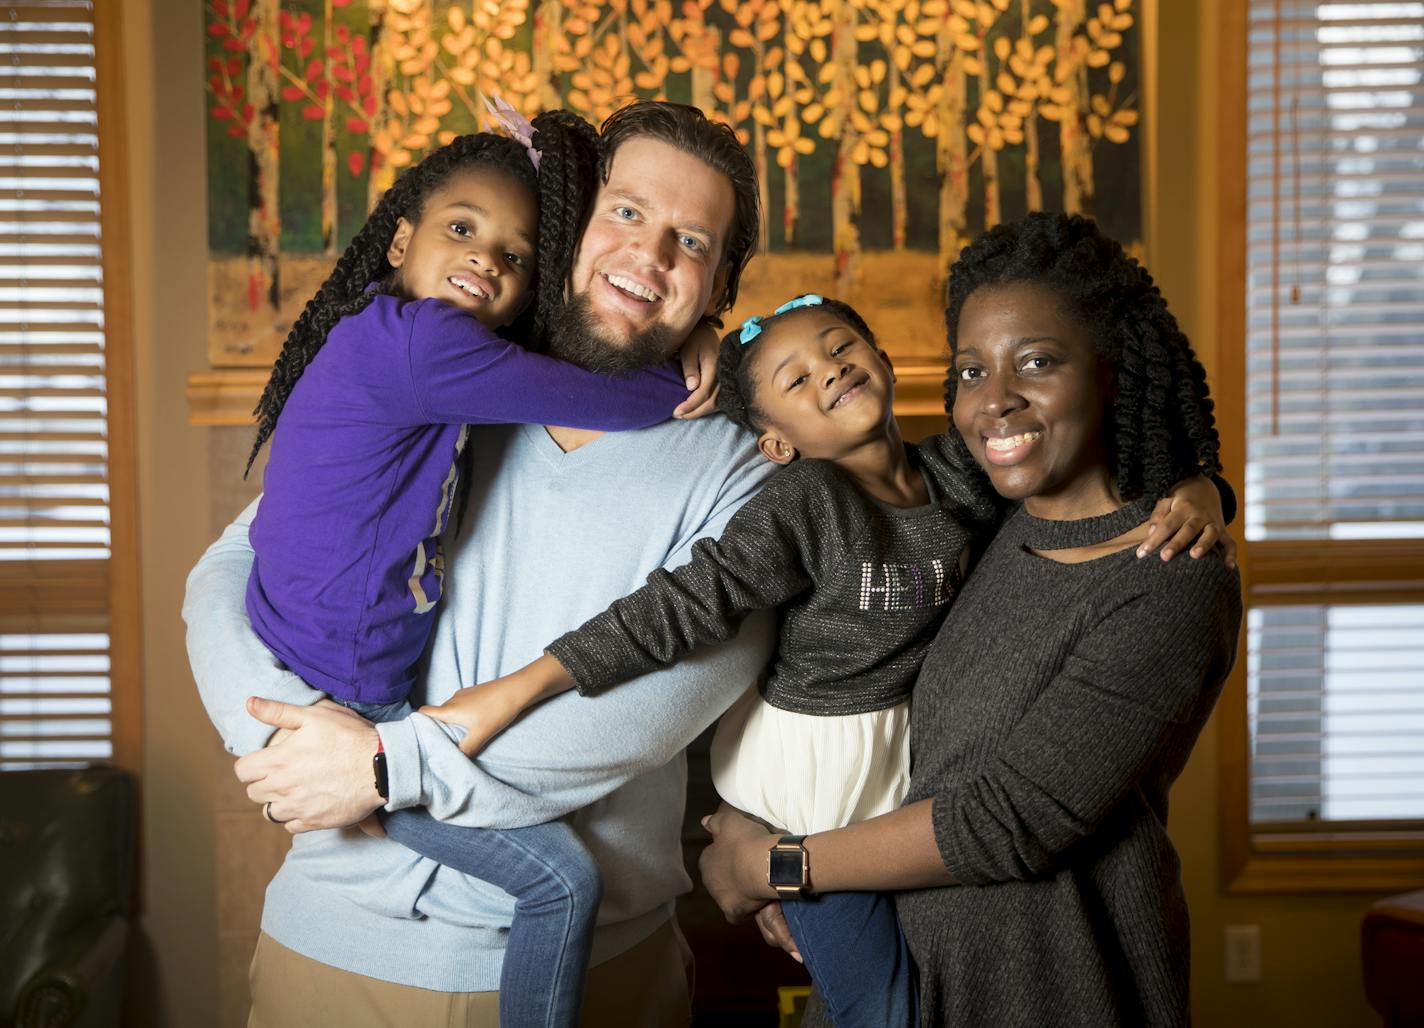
{"left": 482, "top": 93, "right": 540, "bottom": 172}
{"left": 739, "top": 294, "right": 824, "bottom": 346}
{"left": 772, "top": 294, "right": 824, "bottom": 316}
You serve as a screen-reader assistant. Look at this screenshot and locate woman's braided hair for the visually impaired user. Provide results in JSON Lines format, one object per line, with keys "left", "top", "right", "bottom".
{"left": 942, "top": 212, "right": 1221, "bottom": 502}
{"left": 715, "top": 297, "right": 877, "bottom": 433}
{"left": 245, "top": 114, "right": 601, "bottom": 476}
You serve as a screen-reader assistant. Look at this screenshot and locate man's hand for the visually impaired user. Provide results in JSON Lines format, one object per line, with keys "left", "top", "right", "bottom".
{"left": 356, "top": 813, "right": 387, "bottom": 838}
{"left": 673, "top": 319, "right": 722, "bottom": 419}
{"left": 236, "top": 696, "right": 385, "bottom": 835}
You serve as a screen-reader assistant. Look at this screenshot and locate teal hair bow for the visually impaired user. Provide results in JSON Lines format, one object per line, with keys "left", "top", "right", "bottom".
{"left": 738, "top": 294, "right": 825, "bottom": 346}
{"left": 773, "top": 293, "right": 824, "bottom": 315}
{"left": 738, "top": 315, "right": 764, "bottom": 345}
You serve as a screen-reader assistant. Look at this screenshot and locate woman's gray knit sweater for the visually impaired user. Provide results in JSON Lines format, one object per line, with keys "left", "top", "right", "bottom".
{"left": 895, "top": 499, "right": 1242, "bottom": 1027}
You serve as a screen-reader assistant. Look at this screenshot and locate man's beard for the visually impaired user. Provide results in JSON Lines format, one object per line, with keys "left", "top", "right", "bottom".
{"left": 547, "top": 290, "right": 677, "bottom": 374}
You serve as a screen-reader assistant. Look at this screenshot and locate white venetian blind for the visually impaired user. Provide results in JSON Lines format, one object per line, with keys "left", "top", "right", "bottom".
{"left": 0, "top": 0, "right": 114, "bottom": 769}
{"left": 1248, "top": 603, "right": 1424, "bottom": 823}
{"left": 1245, "top": 0, "right": 1424, "bottom": 541}
{"left": 1244, "top": 0, "right": 1424, "bottom": 829}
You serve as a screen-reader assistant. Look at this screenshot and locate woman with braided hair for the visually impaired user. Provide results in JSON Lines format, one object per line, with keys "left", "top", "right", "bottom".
{"left": 697, "top": 213, "right": 1243, "bottom": 1027}
{"left": 242, "top": 115, "right": 720, "bottom": 1028}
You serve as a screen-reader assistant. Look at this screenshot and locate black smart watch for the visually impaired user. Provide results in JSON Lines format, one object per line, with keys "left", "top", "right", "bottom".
{"left": 372, "top": 737, "right": 389, "bottom": 801}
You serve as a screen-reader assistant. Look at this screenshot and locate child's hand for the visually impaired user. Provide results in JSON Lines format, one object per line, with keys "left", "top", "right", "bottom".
{"left": 418, "top": 654, "right": 576, "bottom": 758}
{"left": 419, "top": 681, "right": 523, "bottom": 757}
{"left": 674, "top": 318, "right": 722, "bottom": 419}
{"left": 1139, "top": 475, "right": 1238, "bottom": 568}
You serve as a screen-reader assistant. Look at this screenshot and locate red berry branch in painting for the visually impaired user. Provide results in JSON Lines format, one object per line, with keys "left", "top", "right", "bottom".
{"left": 277, "top": 7, "right": 374, "bottom": 178}
{"left": 330, "top": 29, "right": 378, "bottom": 176}
{"left": 272, "top": 2, "right": 375, "bottom": 252}
{"left": 205, "top": 0, "right": 256, "bottom": 140}
{"left": 206, "top": 0, "right": 281, "bottom": 313}
{"left": 277, "top": 8, "right": 323, "bottom": 120}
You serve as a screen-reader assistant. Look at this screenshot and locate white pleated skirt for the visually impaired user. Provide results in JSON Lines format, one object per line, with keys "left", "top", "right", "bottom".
{"left": 709, "top": 685, "right": 912, "bottom": 836}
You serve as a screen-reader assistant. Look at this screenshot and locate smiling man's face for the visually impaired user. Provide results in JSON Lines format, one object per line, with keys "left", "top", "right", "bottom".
{"left": 555, "top": 136, "right": 736, "bottom": 369}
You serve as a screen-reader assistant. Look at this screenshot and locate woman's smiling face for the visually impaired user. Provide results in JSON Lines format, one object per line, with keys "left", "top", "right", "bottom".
{"left": 951, "top": 281, "right": 1118, "bottom": 518}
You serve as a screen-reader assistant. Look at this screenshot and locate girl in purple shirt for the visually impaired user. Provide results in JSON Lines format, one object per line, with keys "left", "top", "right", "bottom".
{"left": 243, "top": 118, "right": 712, "bottom": 1027}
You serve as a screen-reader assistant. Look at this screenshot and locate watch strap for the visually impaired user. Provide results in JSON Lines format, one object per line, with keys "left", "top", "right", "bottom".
{"left": 372, "top": 736, "right": 389, "bottom": 801}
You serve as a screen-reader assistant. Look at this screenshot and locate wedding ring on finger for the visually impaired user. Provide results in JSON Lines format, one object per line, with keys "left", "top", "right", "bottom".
{"left": 262, "top": 801, "right": 288, "bottom": 825}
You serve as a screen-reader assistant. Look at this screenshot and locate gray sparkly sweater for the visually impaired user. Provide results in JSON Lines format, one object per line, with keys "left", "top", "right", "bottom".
{"left": 894, "top": 499, "right": 1242, "bottom": 1027}
{"left": 546, "top": 434, "right": 1000, "bottom": 716}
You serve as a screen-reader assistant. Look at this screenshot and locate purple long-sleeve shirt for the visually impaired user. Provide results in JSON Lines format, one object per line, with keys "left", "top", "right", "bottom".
{"left": 246, "top": 293, "right": 689, "bottom": 703}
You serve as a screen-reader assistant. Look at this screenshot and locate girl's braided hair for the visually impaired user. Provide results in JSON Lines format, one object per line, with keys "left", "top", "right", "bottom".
{"left": 245, "top": 113, "right": 600, "bottom": 476}
{"left": 942, "top": 211, "right": 1222, "bottom": 502}
{"left": 715, "top": 297, "right": 877, "bottom": 433}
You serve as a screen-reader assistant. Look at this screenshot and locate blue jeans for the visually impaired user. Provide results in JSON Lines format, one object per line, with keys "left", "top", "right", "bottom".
{"left": 780, "top": 890, "right": 918, "bottom": 1028}
{"left": 344, "top": 698, "right": 602, "bottom": 1028}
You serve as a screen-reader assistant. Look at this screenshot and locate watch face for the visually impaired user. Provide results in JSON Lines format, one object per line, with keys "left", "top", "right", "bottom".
{"left": 768, "top": 846, "right": 806, "bottom": 887}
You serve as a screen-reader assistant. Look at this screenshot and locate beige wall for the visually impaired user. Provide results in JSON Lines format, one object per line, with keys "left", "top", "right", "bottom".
{"left": 115, "top": 0, "right": 1384, "bottom": 1024}
{"left": 121, "top": 0, "right": 218, "bottom": 1023}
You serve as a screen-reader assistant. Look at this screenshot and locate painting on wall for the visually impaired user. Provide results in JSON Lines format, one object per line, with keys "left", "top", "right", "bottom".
{"left": 205, "top": 0, "right": 1142, "bottom": 369}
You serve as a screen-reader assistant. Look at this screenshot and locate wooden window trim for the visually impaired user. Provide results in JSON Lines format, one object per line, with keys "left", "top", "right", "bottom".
{"left": 1214, "top": 1, "right": 1424, "bottom": 894}
{"left": 95, "top": 0, "right": 141, "bottom": 778}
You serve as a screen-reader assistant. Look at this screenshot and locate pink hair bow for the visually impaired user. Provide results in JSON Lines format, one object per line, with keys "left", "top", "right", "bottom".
{"left": 482, "top": 93, "right": 540, "bottom": 172}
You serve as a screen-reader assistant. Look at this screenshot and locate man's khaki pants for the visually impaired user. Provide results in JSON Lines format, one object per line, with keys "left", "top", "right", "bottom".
{"left": 247, "top": 920, "right": 694, "bottom": 1028}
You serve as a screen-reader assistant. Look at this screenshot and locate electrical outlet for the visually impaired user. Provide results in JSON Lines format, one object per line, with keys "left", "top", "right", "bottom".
{"left": 1225, "top": 924, "right": 1262, "bottom": 984}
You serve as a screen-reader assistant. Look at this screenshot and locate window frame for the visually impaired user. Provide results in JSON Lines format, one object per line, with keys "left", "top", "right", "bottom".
{"left": 1215, "top": 0, "right": 1424, "bottom": 893}
{"left": 0, "top": 1, "right": 141, "bottom": 776}
{"left": 95, "top": 0, "right": 141, "bottom": 777}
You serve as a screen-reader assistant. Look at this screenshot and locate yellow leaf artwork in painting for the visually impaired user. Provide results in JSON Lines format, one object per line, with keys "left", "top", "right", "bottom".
{"left": 206, "top": 0, "right": 1141, "bottom": 367}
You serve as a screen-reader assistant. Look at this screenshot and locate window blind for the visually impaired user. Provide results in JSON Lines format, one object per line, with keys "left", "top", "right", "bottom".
{"left": 1248, "top": 603, "right": 1424, "bottom": 823}
{"left": 1244, "top": 0, "right": 1424, "bottom": 541}
{"left": 0, "top": 0, "right": 113, "bottom": 769}
{"left": 1243, "top": 0, "right": 1424, "bottom": 831}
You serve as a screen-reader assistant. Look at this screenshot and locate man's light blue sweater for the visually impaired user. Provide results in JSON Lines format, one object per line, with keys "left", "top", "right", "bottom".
{"left": 184, "top": 417, "right": 775, "bottom": 991}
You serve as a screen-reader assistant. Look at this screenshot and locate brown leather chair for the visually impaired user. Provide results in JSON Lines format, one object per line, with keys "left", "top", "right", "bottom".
{"left": 1362, "top": 889, "right": 1424, "bottom": 1027}
{"left": 0, "top": 766, "right": 135, "bottom": 1028}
